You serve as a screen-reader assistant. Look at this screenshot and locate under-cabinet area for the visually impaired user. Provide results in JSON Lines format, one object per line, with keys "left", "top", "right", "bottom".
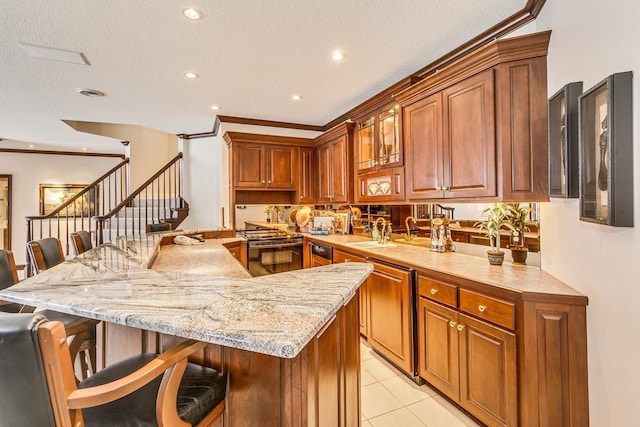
{"left": 304, "top": 234, "right": 589, "bottom": 427}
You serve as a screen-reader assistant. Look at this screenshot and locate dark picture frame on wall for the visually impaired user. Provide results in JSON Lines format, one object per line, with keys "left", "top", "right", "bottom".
{"left": 578, "top": 71, "right": 634, "bottom": 227}
{"left": 548, "top": 81, "right": 582, "bottom": 198}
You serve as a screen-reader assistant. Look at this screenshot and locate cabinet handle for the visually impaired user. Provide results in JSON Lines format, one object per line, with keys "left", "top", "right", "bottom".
{"left": 449, "top": 321, "right": 457, "bottom": 328}
{"left": 478, "top": 305, "right": 487, "bottom": 313}
{"left": 344, "top": 259, "right": 351, "bottom": 263}
{"left": 430, "top": 288, "right": 438, "bottom": 295}
{"left": 261, "top": 180, "right": 266, "bottom": 184}
{"left": 443, "top": 186, "right": 449, "bottom": 191}
{"left": 268, "top": 180, "right": 271, "bottom": 184}
{"left": 456, "top": 324, "right": 465, "bottom": 331}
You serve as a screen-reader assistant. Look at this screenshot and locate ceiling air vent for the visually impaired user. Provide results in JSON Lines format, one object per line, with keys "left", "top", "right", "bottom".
{"left": 76, "top": 88, "right": 105, "bottom": 98}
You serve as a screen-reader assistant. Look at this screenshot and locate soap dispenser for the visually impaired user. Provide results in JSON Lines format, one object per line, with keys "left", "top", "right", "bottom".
{"left": 386, "top": 224, "right": 393, "bottom": 244}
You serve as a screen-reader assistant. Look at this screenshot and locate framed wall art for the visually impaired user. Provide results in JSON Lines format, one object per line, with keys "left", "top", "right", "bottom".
{"left": 39, "top": 184, "right": 95, "bottom": 216}
{"left": 578, "top": 71, "right": 633, "bottom": 226}
{"left": 548, "top": 81, "right": 582, "bottom": 198}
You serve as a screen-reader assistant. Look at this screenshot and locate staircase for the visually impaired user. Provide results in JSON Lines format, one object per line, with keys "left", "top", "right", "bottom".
{"left": 25, "top": 153, "right": 188, "bottom": 274}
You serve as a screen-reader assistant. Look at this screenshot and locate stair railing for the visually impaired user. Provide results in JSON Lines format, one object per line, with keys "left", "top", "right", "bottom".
{"left": 25, "top": 158, "right": 130, "bottom": 275}
{"left": 92, "top": 153, "right": 185, "bottom": 246}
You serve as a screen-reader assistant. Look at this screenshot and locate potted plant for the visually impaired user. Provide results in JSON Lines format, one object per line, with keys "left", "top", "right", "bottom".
{"left": 506, "top": 203, "right": 535, "bottom": 265}
{"left": 474, "top": 203, "right": 514, "bottom": 265}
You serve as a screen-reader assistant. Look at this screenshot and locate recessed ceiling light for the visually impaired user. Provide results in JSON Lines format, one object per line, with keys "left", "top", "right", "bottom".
{"left": 332, "top": 51, "right": 344, "bottom": 61}
{"left": 291, "top": 95, "right": 302, "bottom": 101}
{"left": 211, "top": 105, "right": 220, "bottom": 110}
{"left": 28, "top": 144, "right": 34, "bottom": 148}
{"left": 76, "top": 88, "right": 105, "bottom": 97}
{"left": 184, "top": 72, "right": 199, "bottom": 79}
{"left": 82, "top": 148, "right": 88, "bottom": 151}
{"left": 181, "top": 8, "right": 203, "bottom": 20}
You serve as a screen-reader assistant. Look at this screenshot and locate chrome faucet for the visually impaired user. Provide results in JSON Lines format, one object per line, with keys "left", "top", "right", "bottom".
{"left": 405, "top": 216, "right": 417, "bottom": 240}
{"left": 374, "top": 218, "right": 386, "bottom": 243}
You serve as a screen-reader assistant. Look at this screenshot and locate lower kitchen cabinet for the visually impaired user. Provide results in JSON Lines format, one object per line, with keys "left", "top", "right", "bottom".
{"left": 366, "top": 259, "right": 414, "bottom": 375}
{"left": 418, "top": 297, "right": 517, "bottom": 427}
{"left": 306, "top": 238, "right": 589, "bottom": 427}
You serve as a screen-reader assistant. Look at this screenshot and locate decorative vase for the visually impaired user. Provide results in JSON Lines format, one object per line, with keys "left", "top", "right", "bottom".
{"left": 511, "top": 247, "right": 528, "bottom": 265}
{"left": 487, "top": 250, "right": 505, "bottom": 266}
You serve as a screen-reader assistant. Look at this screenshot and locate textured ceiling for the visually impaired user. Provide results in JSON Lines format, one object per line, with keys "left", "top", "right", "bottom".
{"left": 0, "top": 0, "right": 525, "bottom": 153}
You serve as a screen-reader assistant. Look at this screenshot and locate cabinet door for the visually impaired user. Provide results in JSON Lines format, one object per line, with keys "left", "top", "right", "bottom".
{"left": 334, "top": 250, "right": 368, "bottom": 337}
{"left": 312, "top": 315, "right": 341, "bottom": 427}
{"left": 298, "top": 147, "right": 314, "bottom": 203}
{"left": 367, "top": 260, "right": 413, "bottom": 374}
{"left": 234, "top": 143, "right": 266, "bottom": 188}
{"left": 403, "top": 92, "right": 443, "bottom": 199}
{"left": 330, "top": 136, "right": 349, "bottom": 203}
{"left": 317, "top": 143, "right": 332, "bottom": 202}
{"left": 266, "top": 145, "right": 297, "bottom": 189}
{"left": 442, "top": 69, "right": 497, "bottom": 198}
{"left": 458, "top": 313, "right": 517, "bottom": 427}
{"left": 417, "top": 298, "right": 459, "bottom": 401}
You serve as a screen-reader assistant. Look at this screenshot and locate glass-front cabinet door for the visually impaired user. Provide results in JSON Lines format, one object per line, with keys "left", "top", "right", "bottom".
{"left": 356, "top": 103, "right": 402, "bottom": 172}
{"left": 378, "top": 105, "right": 400, "bottom": 165}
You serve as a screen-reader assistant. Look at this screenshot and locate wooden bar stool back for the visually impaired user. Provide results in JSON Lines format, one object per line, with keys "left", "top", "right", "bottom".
{"left": 0, "top": 312, "right": 226, "bottom": 427}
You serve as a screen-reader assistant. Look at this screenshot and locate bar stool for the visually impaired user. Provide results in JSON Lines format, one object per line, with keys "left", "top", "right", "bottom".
{"left": 70, "top": 230, "right": 93, "bottom": 255}
{"left": 25, "top": 239, "right": 99, "bottom": 379}
{"left": 0, "top": 312, "right": 227, "bottom": 427}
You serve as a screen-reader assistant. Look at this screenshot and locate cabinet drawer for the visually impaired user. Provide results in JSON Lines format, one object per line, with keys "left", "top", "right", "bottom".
{"left": 459, "top": 289, "right": 515, "bottom": 330}
{"left": 333, "top": 250, "right": 366, "bottom": 264}
{"left": 418, "top": 276, "right": 457, "bottom": 308}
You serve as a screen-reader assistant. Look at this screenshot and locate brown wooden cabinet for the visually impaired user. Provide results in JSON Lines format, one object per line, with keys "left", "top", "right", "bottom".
{"left": 297, "top": 146, "right": 315, "bottom": 204}
{"left": 333, "top": 250, "right": 369, "bottom": 337}
{"left": 417, "top": 276, "right": 517, "bottom": 427}
{"left": 232, "top": 142, "right": 297, "bottom": 190}
{"left": 403, "top": 71, "right": 496, "bottom": 200}
{"left": 366, "top": 259, "right": 414, "bottom": 375}
{"left": 315, "top": 123, "right": 355, "bottom": 204}
{"left": 397, "top": 31, "right": 551, "bottom": 202}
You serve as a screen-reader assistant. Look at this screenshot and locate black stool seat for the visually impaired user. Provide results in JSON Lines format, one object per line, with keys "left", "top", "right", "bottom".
{"left": 79, "top": 353, "right": 226, "bottom": 426}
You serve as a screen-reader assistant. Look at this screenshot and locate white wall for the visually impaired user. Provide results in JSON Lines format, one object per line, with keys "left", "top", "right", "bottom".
{"left": 0, "top": 152, "right": 121, "bottom": 265}
{"left": 533, "top": 1, "right": 640, "bottom": 425}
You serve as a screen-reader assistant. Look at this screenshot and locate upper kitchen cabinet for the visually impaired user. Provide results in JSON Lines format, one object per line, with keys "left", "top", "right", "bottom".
{"left": 315, "top": 123, "right": 355, "bottom": 204}
{"left": 297, "top": 146, "right": 315, "bottom": 204}
{"left": 355, "top": 103, "right": 402, "bottom": 172}
{"left": 396, "top": 31, "right": 551, "bottom": 202}
{"left": 224, "top": 132, "right": 314, "bottom": 225}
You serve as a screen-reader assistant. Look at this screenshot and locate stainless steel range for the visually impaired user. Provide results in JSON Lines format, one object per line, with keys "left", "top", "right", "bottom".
{"left": 240, "top": 230, "right": 304, "bottom": 277}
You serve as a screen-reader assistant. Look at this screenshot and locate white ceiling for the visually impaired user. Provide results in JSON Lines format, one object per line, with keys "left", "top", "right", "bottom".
{"left": 0, "top": 0, "right": 525, "bottom": 154}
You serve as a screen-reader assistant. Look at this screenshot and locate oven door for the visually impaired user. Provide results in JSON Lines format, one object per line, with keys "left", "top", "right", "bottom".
{"left": 247, "top": 241, "right": 303, "bottom": 277}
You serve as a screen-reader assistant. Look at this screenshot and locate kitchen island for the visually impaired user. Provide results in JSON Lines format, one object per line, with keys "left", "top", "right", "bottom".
{"left": 0, "top": 231, "right": 373, "bottom": 426}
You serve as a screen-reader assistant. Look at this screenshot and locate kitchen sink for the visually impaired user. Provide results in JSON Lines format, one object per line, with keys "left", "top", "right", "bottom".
{"left": 345, "top": 240, "right": 398, "bottom": 249}
{"left": 393, "top": 236, "right": 432, "bottom": 247}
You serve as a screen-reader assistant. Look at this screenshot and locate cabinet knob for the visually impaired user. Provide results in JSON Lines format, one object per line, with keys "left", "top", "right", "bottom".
{"left": 430, "top": 288, "right": 438, "bottom": 295}
{"left": 478, "top": 305, "right": 487, "bottom": 313}
{"left": 443, "top": 186, "right": 449, "bottom": 191}
{"left": 344, "top": 259, "right": 351, "bottom": 263}
{"left": 268, "top": 180, "right": 271, "bottom": 184}
{"left": 261, "top": 180, "right": 266, "bottom": 184}
{"left": 456, "top": 324, "right": 465, "bottom": 331}
{"left": 300, "top": 196, "right": 303, "bottom": 199}
{"left": 449, "top": 320, "right": 457, "bottom": 328}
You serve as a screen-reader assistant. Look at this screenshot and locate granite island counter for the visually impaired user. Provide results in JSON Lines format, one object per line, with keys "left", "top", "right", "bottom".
{"left": 0, "top": 231, "right": 373, "bottom": 426}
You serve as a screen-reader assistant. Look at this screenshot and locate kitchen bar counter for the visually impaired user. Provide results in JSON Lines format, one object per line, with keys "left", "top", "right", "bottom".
{"left": 0, "top": 231, "right": 372, "bottom": 358}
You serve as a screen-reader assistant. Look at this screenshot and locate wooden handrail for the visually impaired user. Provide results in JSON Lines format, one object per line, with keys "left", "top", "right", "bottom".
{"left": 92, "top": 153, "right": 183, "bottom": 223}
{"left": 25, "top": 158, "right": 130, "bottom": 221}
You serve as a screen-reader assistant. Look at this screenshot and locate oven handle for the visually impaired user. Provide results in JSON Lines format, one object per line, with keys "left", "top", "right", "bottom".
{"left": 248, "top": 242, "right": 303, "bottom": 249}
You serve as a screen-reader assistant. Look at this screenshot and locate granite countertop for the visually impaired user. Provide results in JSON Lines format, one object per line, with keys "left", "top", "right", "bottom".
{"left": 306, "top": 234, "right": 586, "bottom": 301}
{"left": 0, "top": 231, "right": 373, "bottom": 358}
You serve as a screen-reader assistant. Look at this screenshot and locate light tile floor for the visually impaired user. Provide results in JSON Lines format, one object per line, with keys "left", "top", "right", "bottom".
{"left": 360, "top": 340, "right": 482, "bottom": 427}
